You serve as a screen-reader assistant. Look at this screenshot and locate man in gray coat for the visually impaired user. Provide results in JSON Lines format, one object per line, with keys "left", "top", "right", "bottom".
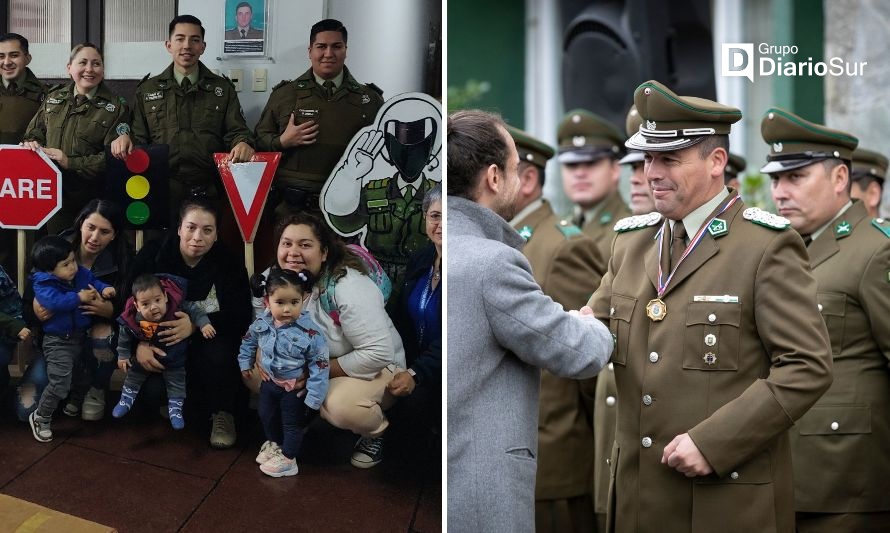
{"left": 446, "top": 109, "right": 613, "bottom": 532}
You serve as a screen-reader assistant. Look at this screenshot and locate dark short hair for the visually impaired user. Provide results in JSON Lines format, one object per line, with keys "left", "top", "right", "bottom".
{"left": 822, "top": 158, "right": 852, "bottom": 194}
{"left": 447, "top": 109, "right": 509, "bottom": 200}
{"left": 696, "top": 135, "right": 730, "bottom": 160}
{"left": 0, "top": 33, "right": 29, "bottom": 53}
{"left": 131, "top": 273, "right": 163, "bottom": 297}
{"left": 264, "top": 267, "right": 315, "bottom": 296}
{"left": 32, "top": 235, "right": 74, "bottom": 272}
{"left": 310, "top": 19, "right": 347, "bottom": 45}
{"left": 519, "top": 160, "right": 546, "bottom": 188}
{"left": 235, "top": 1, "right": 252, "bottom": 12}
{"left": 169, "top": 14, "right": 205, "bottom": 39}
{"left": 178, "top": 195, "right": 219, "bottom": 230}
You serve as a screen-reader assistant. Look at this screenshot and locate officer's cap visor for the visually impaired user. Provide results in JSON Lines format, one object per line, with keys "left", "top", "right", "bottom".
{"left": 625, "top": 131, "right": 707, "bottom": 152}
{"left": 557, "top": 146, "right": 615, "bottom": 164}
{"left": 619, "top": 150, "right": 645, "bottom": 165}
{"left": 759, "top": 158, "right": 822, "bottom": 174}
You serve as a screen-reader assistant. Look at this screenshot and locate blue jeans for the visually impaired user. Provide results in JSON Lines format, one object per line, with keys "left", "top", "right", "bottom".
{"left": 258, "top": 379, "right": 306, "bottom": 460}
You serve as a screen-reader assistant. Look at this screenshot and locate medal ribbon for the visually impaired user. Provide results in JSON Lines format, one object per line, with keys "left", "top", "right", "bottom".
{"left": 656, "top": 194, "right": 740, "bottom": 296}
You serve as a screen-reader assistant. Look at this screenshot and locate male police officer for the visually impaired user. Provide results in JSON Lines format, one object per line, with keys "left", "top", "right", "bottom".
{"left": 849, "top": 147, "right": 886, "bottom": 219}
{"left": 112, "top": 14, "right": 255, "bottom": 227}
{"left": 224, "top": 2, "right": 263, "bottom": 40}
{"left": 557, "top": 109, "right": 631, "bottom": 260}
{"left": 617, "top": 105, "right": 655, "bottom": 216}
{"left": 589, "top": 81, "right": 832, "bottom": 533}
{"left": 0, "top": 33, "right": 46, "bottom": 273}
{"left": 506, "top": 125, "right": 605, "bottom": 533}
{"left": 763, "top": 108, "right": 890, "bottom": 532}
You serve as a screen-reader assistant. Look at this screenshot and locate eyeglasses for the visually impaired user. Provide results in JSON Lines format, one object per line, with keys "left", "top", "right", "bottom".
{"left": 425, "top": 211, "right": 442, "bottom": 224}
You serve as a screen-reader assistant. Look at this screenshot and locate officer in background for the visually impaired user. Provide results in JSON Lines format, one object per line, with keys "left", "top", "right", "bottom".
{"left": 557, "top": 109, "right": 631, "bottom": 260}
{"left": 849, "top": 147, "right": 886, "bottom": 219}
{"left": 763, "top": 108, "right": 890, "bottom": 533}
{"left": 0, "top": 33, "right": 46, "bottom": 273}
{"left": 617, "top": 105, "right": 654, "bottom": 216}
{"left": 112, "top": 14, "right": 255, "bottom": 232}
{"left": 724, "top": 153, "right": 746, "bottom": 190}
{"left": 590, "top": 80, "right": 832, "bottom": 533}
{"left": 506, "top": 125, "right": 605, "bottom": 533}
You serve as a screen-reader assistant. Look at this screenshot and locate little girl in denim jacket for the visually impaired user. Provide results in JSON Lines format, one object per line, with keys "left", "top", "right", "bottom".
{"left": 239, "top": 268, "right": 329, "bottom": 477}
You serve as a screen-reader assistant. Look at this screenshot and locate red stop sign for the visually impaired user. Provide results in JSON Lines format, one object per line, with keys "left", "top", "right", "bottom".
{"left": 0, "top": 146, "right": 62, "bottom": 229}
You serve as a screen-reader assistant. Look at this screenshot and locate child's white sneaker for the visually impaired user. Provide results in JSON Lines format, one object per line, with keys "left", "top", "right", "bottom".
{"left": 255, "top": 440, "right": 281, "bottom": 464}
{"left": 259, "top": 449, "right": 298, "bottom": 477}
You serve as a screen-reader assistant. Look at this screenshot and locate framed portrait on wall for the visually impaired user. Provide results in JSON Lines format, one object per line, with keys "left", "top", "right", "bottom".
{"left": 223, "top": 0, "right": 267, "bottom": 56}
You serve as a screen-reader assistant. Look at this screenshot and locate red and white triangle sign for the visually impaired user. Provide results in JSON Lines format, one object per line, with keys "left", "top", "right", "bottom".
{"left": 215, "top": 152, "right": 280, "bottom": 243}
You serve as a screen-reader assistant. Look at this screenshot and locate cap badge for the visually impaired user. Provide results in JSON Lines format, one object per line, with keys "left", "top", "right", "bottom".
{"left": 646, "top": 120, "right": 657, "bottom": 130}
{"left": 834, "top": 220, "right": 852, "bottom": 238}
{"left": 707, "top": 218, "right": 728, "bottom": 237}
{"left": 362, "top": 94, "right": 371, "bottom": 104}
{"left": 773, "top": 142, "right": 783, "bottom": 153}
{"left": 572, "top": 135, "right": 586, "bottom": 147}
{"left": 215, "top": 87, "right": 223, "bottom": 97}
{"left": 572, "top": 114, "right": 581, "bottom": 123}
{"left": 525, "top": 153, "right": 534, "bottom": 162}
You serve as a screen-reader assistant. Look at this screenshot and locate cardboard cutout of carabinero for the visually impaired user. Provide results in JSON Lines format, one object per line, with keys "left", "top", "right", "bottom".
{"left": 321, "top": 92, "right": 441, "bottom": 285}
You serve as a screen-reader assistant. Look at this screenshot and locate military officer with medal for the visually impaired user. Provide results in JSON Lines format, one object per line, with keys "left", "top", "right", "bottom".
{"left": 589, "top": 80, "right": 833, "bottom": 533}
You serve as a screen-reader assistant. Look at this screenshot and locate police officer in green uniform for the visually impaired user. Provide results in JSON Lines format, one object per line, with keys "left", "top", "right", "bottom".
{"left": 22, "top": 43, "right": 130, "bottom": 234}
{"left": 849, "top": 147, "right": 886, "bottom": 219}
{"left": 763, "top": 108, "right": 890, "bottom": 533}
{"left": 724, "top": 152, "right": 746, "bottom": 190}
{"left": 557, "top": 109, "right": 632, "bottom": 260}
{"left": 255, "top": 18, "right": 383, "bottom": 218}
{"left": 112, "top": 15, "right": 255, "bottom": 228}
{"left": 0, "top": 33, "right": 47, "bottom": 272}
{"left": 505, "top": 125, "right": 605, "bottom": 533}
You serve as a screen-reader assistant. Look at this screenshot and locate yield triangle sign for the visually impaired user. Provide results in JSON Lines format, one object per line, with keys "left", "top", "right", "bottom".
{"left": 215, "top": 152, "right": 280, "bottom": 243}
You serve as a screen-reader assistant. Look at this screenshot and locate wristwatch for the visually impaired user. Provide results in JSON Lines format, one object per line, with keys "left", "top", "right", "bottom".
{"left": 407, "top": 368, "right": 419, "bottom": 384}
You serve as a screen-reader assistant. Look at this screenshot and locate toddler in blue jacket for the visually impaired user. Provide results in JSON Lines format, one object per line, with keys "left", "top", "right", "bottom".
{"left": 28, "top": 236, "right": 115, "bottom": 442}
{"left": 239, "top": 268, "right": 329, "bottom": 477}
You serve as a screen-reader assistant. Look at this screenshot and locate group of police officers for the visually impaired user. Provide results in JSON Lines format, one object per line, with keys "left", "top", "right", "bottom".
{"left": 508, "top": 80, "right": 889, "bottom": 532}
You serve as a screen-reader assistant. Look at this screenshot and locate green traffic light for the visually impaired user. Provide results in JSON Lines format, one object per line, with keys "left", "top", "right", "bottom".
{"left": 126, "top": 201, "right": 150, "bottom": 225}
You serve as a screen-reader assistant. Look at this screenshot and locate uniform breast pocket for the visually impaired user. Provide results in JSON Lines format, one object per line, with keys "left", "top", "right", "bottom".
{"left": 367, "top": 202, "right": 392, "bottom": 233}
{"left": 76, "top": 117, "right": 110, "bottom": 149}
{"left": 683, "top": 302, "right": 741, "bottom": 371}
{"left": 817, "top": 292, "right": 846, "bottom": 355}
{"left": 198, "top": 100, "right": 225, "bottom": 131}
{"left": 144, "top": 101, "right": 166, "bottom": 136}
{"left": 608, "top": 295, "right": 636, "bottom": 366}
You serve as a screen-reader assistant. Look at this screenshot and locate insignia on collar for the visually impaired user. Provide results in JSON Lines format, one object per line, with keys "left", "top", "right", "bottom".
{"left": 144, "top": 91, "right": 163, "bottom": 101}
{"left": 742, "top": 207, "right": 789, "bottom": 230}
{"left": 362, "top": 94, "right": 371, "bottom": 104}
{"left": 557, "top": 220, "right": 582, "bottom": 238}
{"left": 518, "top": 226, "right": 533, "bottom": 240}
{"left": 834, "top": 220, "right": 852, "bottom": 238}
{"left": 296, "top": 81, "right": 308, "bottom": 88}
{"left": 215, "top": 86, "right": 223, "bottom": 97}
{"left": 773, "top": 142, "right": 783, "bottom": 152}
{"left": 46, "top": 97, "right": 63, "bottom": 105}
{"left": 105, "top": 103, "right": 116, "bottom": 112}
{"left": 614, "top": 211, "right": 663, "bottom": 232}
{"left": 707, "top": 218, "right": 728, "bottom": 237}
{"left": 599, "top": 212, "right": 613, "bottom": 224}
{"left": 872, "top": 218, "right": 890, "bottom": 239}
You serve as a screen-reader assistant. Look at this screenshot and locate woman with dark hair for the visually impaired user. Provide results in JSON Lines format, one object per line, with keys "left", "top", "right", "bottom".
{"left": 21, "top": 43, "right": 130, "bottom": 233}
{"left": 17, "top": 199, "right": 133, "bottom": 422}
{"left": 127, "top": 196, "right": 251, "bottom": 449}
{"left": 252, "top": 212, "right": 405, "bottom": 468}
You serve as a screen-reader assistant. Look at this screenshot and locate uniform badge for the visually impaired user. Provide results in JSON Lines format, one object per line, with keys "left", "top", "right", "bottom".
{"left": 144, "top": 91, "right": 163, "bottom": 101}
{"left": 105, "top": 103, "right": 116, "bottom": 112}
{"left": 215, "top": 87, "right": 223, "bottom": 97}
{"left": 572, "top": 135, "right": 586, "bottom": 147}
{"left": 646, "top": 298, "right": 667, "bottom": 321}
{"left": 872, "top": 218, "right": 890, "bottom": 239}
{"left": 703, "top": 352, "right": 717, "bottom": 365}
{"left": 707, "top": 218, "right": 728, "bottom": 237}
{"left": 599, "top": 212, "right": 613, "bottom": 225}
{"left": 47, "top": 97, "right": 63, "bottom": 105}
{"left": 115, "top": 123, "right": 130, "bottom": 136}
{"left": 297, "top": 81, "right": 308, "bottom": 88}
{"left": 704, "top": 334, "right": 717, "bottom": 347}
{"left": 743, "top": 207, "right": 790, "bottom": 230}
{"left": 834, "top": 220, "right": 851, "bottom": 238}
{"left": 361, "top": 94, "right": 371, "bottom": 104}
{"left": 646, "top": 120, "right": 657, "bottom": 130}
{"left": 773, "top": 142, "right": 783, "bottom": 152}
{"left": 518, "top": 226, "right": 532, "bottom": 240}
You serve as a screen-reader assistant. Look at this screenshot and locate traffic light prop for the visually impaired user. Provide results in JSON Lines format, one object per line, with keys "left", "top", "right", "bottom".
{"left": 105, "top": 145, "right": 170, "bottom": 229}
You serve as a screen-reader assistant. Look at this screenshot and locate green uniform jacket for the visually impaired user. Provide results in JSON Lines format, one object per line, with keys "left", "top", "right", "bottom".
{"left": 131, "top": 62, "right": 253, "bottom": 185}
{"left": 580, "top": 190, "right": 632, "bottom": 261}
{"left": 512, "top": 199, "right": 606, "bottom": 499}
{"left": 254, "top": 66, "right": 383, "bottom": 192}
{"left": 0, "top": 68, "right": 46, "bottom": 144}
{"left": 24, "top": 81, "right": 130, "bottom": 193}
{"left": 791, "top": 200, "right": 890, "bottom": 513}
{"left": 590, "top": 194, "right": 832, "bottom": 533}
{"left": 328, "top": 174, "right": 434, "bottom": 267}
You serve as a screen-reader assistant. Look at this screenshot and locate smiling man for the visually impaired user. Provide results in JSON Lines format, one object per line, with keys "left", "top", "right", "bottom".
{"left": 224, "top": 2, "right": 263, "bottom": 40}
{"left": 589, "top": 80, "right": 832, "bottom": 533}
{"left": 763, "top": 108, "right": 890, "bottom": 533}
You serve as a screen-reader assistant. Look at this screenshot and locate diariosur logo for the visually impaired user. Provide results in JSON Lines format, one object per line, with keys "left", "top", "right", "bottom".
{"left": 721, "top": 43, "right": 867, "bottom": 82}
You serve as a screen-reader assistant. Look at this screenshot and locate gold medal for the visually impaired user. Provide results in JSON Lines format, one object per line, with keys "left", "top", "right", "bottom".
{"left": 646, "top": 298, "right": 667, "bottom": 321}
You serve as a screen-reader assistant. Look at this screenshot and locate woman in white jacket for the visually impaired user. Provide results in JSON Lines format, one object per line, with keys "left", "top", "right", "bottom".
{"left": 251, "top": 212, "right": 405, "bottom": 468}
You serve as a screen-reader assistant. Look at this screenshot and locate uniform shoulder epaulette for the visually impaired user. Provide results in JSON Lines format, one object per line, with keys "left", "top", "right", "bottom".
{"left": 742, "top": 207, "right": 790, "bottom": 230}
{"left": 47, "top": 83, "right": 66, "bottom": 93}
{"left": 272, "top": 79, "right": 291, "bottom": 91}
{"left": 556, "top": 219, "right": 583, "bottom": 238}
{"left": 871, "top": 217, "right": 890, "bottom": 239}
{"left": 367, "top": 177, "right": 390, "bottom": 189}
{"left": 136, "top": 73, "right": 151, "bottom": 87}
{"left": 614, "top": 212, "right": 662, "bottom": 232}
{"left": 366, "top": 82, "right": 383, "bottom": 97}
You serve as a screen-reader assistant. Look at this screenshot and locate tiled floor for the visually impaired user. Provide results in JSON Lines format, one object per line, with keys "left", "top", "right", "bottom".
{"left": 0, "top": 386, "right": 442, "bottom": 532}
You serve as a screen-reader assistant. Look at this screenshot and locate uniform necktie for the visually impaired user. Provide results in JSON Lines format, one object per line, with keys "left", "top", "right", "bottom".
{"left": 181, "top": 77, "right": 192, "bottom": 91}
{"left": 574, "top": 212, "right": 585, "bottom": 228}
{"left": 403, "top": 185, "right": 415, "bottom": 203}
{"left": 74, "top": 94, "right": 87, "bottom": 107}
{"left": 240, "top": 29, "right": 246, "bottom": 38}
{"left": 323, "top": 80, "right": 335, "bottom": 98}
{"left": 670, "top": 221, "right": 687, "bottom": 272}
{"left": 8, "top": 81, "right": 17, "bottom": 94}
{"left": 802, "top": 235, "right": 812, "bottom": 247}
